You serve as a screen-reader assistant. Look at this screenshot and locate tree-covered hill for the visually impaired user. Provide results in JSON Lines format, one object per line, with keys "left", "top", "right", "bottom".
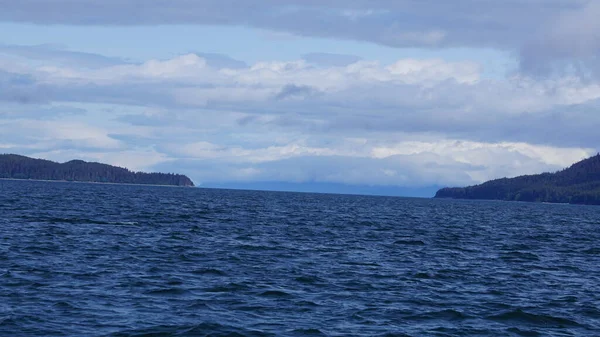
{"left": 0, "top": 154, "right": 194, "bottom": 187}
{"left": 435, "top": 154, "right": 600, "bottom": 205}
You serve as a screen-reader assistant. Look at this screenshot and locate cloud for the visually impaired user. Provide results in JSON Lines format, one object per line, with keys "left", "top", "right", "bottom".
{"left": 1, "top": 45, "right": 599, "bottom": 191}
{"left": 0, "top": 119, "right": 122, "bottom": 151}
{"left": 1, "top": 0, "right": 598, "bottom": 77}
{"left": 152, "top": 140, "right": 594, "bottom": 188}
{"left": 519, "top": 1, "right": 600, "bottom": 78}
{"left": 0, "top": 70, "right": 50, "bottom": 104}
{"left": 0, "top": 103, "right": 85, "bottom": 119}
{"left": 194, "top": 53, "right": 248, "bottom": 69}
{"left": 274, "top": 84, "right": 321, "bottom": 101}
{"left": 302, "top": 52, "right": 362, "bottom": 67}
{"left": 3, "top": 50, "right": 600, "bottom": 149}
{"left": 0, "top": 44, "right": 126, "bottom": 68}
{"left": 0, "top": 1, "right": 553, "bottom": 49}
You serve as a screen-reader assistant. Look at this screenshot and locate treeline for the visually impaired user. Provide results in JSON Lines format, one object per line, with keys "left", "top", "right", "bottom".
{"left": 435, "top": 154, "right": 600, "bottom": 205}
{"left": 0, "top": 154, "right": 194, "bottom": 187}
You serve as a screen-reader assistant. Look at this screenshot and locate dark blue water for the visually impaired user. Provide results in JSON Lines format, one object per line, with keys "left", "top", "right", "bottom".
{"left": 1, "top": 180, "right": 599, "bottom": 336}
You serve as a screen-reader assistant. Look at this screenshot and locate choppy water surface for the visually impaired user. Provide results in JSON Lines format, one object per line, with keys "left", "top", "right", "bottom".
{"left": 1, "top": 180, "right": 599, "bottom": 336}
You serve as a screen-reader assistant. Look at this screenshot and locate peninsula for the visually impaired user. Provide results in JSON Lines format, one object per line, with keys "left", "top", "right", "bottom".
{"left": 0, "top": 154, "right": 194, "bottom": 187}
{"left": 435, "top": 154, "right": 600, "bottom": 205}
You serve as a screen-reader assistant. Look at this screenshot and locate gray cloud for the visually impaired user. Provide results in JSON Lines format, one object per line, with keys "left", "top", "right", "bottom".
{"left": 0, "top": 103, "right": 85, "bottom": 119}
{"left": 2, "top": 1, "right": 597, "bottom": 77}
{"left": 194, "top": 53, "right": 248, "bottom": 69}
{"left": 0, "top": 70, "right": 50, "bottom": 104}
{"left": 274, "top": 84, "right": 321, "bottom": 101}
{"left": 0, "top": 44, "right": 127, "bottom": 68}
{"left": 2, "top": 52, "right": 599, "bottom": 149}
{"left": 518, "top": 1, "right": 600, "bottom": 78}
{"left": 0, "top": 1, "right": 586, "bottom": 47}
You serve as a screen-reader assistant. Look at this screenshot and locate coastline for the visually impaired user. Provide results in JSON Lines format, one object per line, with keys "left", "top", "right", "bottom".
{"left": 0, "top": 177, "right": 195, "bottom": 188}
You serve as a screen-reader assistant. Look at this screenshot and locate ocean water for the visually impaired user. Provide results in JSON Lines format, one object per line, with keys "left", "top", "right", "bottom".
{"left": 1, "top": 180, "right": 599, "bottom": 336}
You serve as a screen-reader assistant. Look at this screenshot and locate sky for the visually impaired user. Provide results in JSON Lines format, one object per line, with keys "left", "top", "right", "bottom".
{"left": 1, "top": 0, "right": 599, "bottom": 196}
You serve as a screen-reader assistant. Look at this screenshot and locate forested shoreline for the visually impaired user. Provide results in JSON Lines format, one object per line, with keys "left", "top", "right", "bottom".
{"left": 0, "top": 154, "right": 194, "bottom": 187}
{"left": 435, "top": 154, "right": 600, "bottom": 205}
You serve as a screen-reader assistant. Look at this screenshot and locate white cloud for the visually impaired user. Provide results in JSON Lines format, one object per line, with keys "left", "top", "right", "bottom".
{"left": 2, "top": 46, "right": 600, "bottom": 191}
{"left": 3, "top": 50, "right": 600, "bottom": 147}
{"left": 386, "top": 58, "right": 480, "bottom": 84}
{"left": 340, "top": 9, "right": 389, "bottom": 21}
{"left": 0, "top": 119, "right": 121, "bottom": 150}
{"left": 9, "top": 52, "right": 599, "bottom": 119}
{"left": 153, "top": 136, "right": 594, "bottom": 187}
{"left": 172, "top": 141, "right": 340, "bottom": 163}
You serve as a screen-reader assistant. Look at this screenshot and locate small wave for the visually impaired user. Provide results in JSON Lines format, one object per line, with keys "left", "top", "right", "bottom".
{"left": 487, "top": 309, "right": 580, "bottom": 327}
{"left": 500, "top": 251, "right": 540, "bottom": 262}
{"left": 204, "top": 283, "right": 249, "bottom": 293}
{"left": 72, "top": 271, "right": 107, "bottom": 280}
{"left": 340, "top": 261, "right": 381, "bottom": 267}
{"left": 290, "top": 328, "right": 326, "bottom": 335}
{"left": 294, "top": 275, "right": 324, "bottom": 285}
{"left": 168, "top": 234, "right": 187, "bottom": 241}
{"left": 554, "top": 295, "right": 578, "bottom": 303}
{"left": 52, "top": 301, "right": 79, "bottom": 310}
{"left": 259, "top": 290, "right": 292, "bottom": 298}
{"left": 580, "top": 306, "right": 600, "bottom": 319}
{"left": 108, "top": 221, "right": 140, "bottom": 226}
{"left": 413, "top": 269, "right": 461, "bottom": 280}
{"left": 0, "top": 317, "right": 18, "bottom": 328}
{"left": 393, "top": 239, "right": 426, "bottom": 246}
{"left": 405, "top": 309, "right": 470, "bottom": 321}
{"left": 295, "top": 300, "right": 320, "bottom": 307}
{"left": 236, "top": 244, "right": 277, "bottom": 251}
{"left": 110, "top": 323, "right": 274, "bottom": 337}
{"left": 192, "top": 268, "right": 227, "bottom": 276}
{"left": 414, "top": 272, "right": 434, "bottom": 279}
{"left": 144, "top": 287, "right": 190, "bottom": 296}
{"left": 185, "top": 301, "right": 212, "bottom": 310}
{"left": 34, "top": 217, "right": 139, "bottom": 226}
{"left": 582, "top": 247, "right": 600, "bottom": 254}
{"left": 167, "top": 280, "right": 184, "bottom": 286}
{"left": 506, "top": 327, "right": 542, "bottom": 336}
{"left": 0, "top": 314, "right": 42, "bottom": 328}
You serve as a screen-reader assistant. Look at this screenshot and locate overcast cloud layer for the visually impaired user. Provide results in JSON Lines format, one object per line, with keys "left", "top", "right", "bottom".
{"left": 1, "top": 1, "right": 599, "bottom": 194}
{"left": 2, "top": 0, "right": 600, "bottom": 77}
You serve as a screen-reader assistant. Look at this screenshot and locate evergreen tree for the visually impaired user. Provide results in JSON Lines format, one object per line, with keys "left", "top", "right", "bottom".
{"left": 0, "top": 154, "right": 194, "bottom": 187}
{"left": 435, "top": 154, "right": 600, "bottom": 205}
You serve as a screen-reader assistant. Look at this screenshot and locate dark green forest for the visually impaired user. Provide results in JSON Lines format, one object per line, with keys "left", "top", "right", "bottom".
{"left": 435, "top": 154, "right": 600, "bottom": 205}
{"left": 0, "top": 154, "right": 194, "bottom": 187}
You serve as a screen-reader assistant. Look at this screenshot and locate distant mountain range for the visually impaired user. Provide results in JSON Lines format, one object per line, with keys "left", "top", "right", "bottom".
{"left": 435, "top": 154, "right": 600, "bottom": 205}
{"left": 0, "top": 154, "right": 194, "bottom": 187}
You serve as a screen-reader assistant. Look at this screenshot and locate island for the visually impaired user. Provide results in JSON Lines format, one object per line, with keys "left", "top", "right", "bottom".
{"left": 0, "top": 154, "right": 194, "bottom": 187}
{"left": 435, "top": 154, "right": 600, "bottom": 205}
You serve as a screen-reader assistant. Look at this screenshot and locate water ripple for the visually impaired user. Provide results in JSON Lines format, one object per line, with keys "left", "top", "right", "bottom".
{"left": 1, "top": 180, "right": 599, "bottom": 336}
